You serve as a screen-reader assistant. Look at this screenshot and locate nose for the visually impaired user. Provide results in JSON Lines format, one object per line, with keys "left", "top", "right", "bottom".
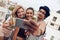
{"left": 20, "top": 12, "right": 23, "bottom": 14}
{"left": 38, "top": 13, "right": 43, "bottom": 18}
{"left": 38, "top": 12, "right": 42, "bottom": 16}
{"left": 19, "top": 12, "right": 24, "bottom": 15}
{"left": 29, "top": 14, "right": 31, "bottom": 16}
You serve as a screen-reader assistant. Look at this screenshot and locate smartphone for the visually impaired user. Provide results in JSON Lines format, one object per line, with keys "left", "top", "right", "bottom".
{"left": 15, "top": 18, "right": 27, "bottom": 29}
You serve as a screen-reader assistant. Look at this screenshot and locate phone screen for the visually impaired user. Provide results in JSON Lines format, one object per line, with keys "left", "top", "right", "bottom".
{"left": 15, "top": 18, "right": 27, "bottom": 29}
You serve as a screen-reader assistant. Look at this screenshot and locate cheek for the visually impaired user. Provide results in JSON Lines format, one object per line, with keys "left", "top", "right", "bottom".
{"left": 26, "top": 14, "right": 29, "bottom": 17}
{"left": 26, "top": 14, "right": 33, "bottom": 17}
{"left": 38, "top": 14, "right": 44, "bottom": 19}
{"left": 31, "top": 14, "right": 34, "bottom": 17}
{"left": 29, "top": 14, "right": 33, "bottom": 17}
{"left": 17, "top": 13, "right": 21, "bottom": 15}
{"left": 18, "top": 13, "right": 24, "bottom": 16}
{"left": 22, "top": 12, "right": 25, "bottom": 15}
{"left": 42, "top": 15, "right": 45, "bottom": 19}
{"left": 22, "top": 13, "right": 25, "bottom": 16}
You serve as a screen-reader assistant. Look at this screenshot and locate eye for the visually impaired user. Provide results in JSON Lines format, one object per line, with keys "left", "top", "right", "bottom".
{"left": 30, "top": 12, "right": 33, "bottom": 14}
{"left": 39, "top": 11, "right": 46, "bottom": 15}
{"left": 27, "top": 12, "right": 29, "bottom": 14}
{"left": 17, "top": 12, "right": 20, "bottom": 13}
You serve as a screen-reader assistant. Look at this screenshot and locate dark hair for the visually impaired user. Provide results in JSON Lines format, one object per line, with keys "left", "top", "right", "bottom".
{"left": 24, "top": 7, "right": 34, "bottom": 20}
{"left": 39, "top": 6, "right": 50, "bottom": 19}
{"left": 26, "top": 7, "right": 34, "bottom": 15}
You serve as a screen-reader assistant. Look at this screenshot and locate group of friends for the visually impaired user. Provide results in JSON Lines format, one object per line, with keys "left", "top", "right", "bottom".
{"left": 3, "top": 5, "right": 50, "bottom": 40}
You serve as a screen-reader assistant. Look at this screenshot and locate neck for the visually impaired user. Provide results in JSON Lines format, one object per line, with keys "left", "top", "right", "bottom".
{"left": 37, "top": 18, "right": 43, "bottom": 22}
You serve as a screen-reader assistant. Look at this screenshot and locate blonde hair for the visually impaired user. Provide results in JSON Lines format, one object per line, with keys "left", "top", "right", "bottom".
{"left": 12, "top": 5, "right": 24, "bottom": 17}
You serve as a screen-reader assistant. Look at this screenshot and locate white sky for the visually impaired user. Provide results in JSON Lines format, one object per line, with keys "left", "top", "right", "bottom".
{"left": 10, "top": 0, "right": 60, "bottom": 11}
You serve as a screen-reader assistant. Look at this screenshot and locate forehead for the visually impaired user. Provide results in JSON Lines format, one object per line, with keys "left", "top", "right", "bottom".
{"left": 40, "top": 9, "right": 46, "bottom": 13}
{"left": 17, "top": 8, "right": 24, "bottom": 12}
{"left": 39, "top": 9, "right": 46, "bottom": 15}
{"left": 26, "top": 9, "right": 33, "bottom": 12}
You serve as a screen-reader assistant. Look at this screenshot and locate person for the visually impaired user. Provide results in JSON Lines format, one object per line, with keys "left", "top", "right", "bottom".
{"left": 3, "top": 5, "right": 25, "bottom": 40}
{"left": 24, "top": 6, "right": 50, "bottom": 40}
{"left": 24, "top": 7, "right": 36, "bottom": 38}
{"left": 11, "top": 5, "right": 26, "bottom": 40}
{"left": 25, "top": 7, "right": 35, "bottom": 20}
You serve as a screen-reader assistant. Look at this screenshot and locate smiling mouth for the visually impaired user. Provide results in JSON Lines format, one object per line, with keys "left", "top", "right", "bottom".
{"left": 38, "top": 16, "right": 42, "bottom": 19}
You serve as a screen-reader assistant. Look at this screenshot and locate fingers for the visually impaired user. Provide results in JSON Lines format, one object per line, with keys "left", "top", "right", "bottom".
{"left": 27, "top": 28, "right": 35, "bottom": 33}
{"left": 24, "top": 21, "right": 37, "bottom": 30}
{"left": 24, "top": 20, "right": 39, "bottom": 34}
{"left": 29, "top": 20, "right": 38, "bottom": 28}
{"left": 23, "top": 21, "right": 36, "bottom": 33}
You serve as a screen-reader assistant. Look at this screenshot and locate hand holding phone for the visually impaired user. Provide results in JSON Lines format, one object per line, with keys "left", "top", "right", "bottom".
{"left": 15, "top": 18, "right": 39, "bottom": 34}
{"left": 15, "top": 18, "right": 28, "bottom": 29}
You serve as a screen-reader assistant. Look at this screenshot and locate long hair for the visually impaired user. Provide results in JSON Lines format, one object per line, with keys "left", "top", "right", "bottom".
{"left": 12, "top": 5, "right": 24, "bottom": 18}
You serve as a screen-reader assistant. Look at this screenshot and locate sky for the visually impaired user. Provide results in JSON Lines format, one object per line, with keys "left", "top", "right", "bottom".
{"left": 10, "top": 0, "right": 60, "bottom": 12}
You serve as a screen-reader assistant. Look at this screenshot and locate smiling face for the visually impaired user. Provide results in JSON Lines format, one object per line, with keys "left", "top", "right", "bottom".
{"left": 26, "top": 9, "right": 34, "bottom": 20}
{"left": 37, "top": 9, "right": 46, "bottom": 21}
{"left": 17, "top": 8, "right": 25, "bottom": 18}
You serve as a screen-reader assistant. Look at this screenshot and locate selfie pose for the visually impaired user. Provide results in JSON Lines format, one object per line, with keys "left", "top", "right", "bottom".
{"left": 12, "top": 5, "right": 26, "bottom": 40}
{"left": 3, "top": 5, "right": 26, "bottom": 40}
{"left": 24, "top": 6, "right": 50, "bottom": 40}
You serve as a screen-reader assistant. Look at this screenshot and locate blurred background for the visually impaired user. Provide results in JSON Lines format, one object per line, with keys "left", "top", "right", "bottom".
{"left": 0, "top": 0, "right": 60, "bottom": 40}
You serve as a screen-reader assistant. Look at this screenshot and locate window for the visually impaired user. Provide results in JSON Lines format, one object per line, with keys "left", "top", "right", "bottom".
{"left": 52, "top": 16, "right": 57, "bottom": 22}
{"left": 57, "top": 10, "right": 60, "bottom": 14}
{"left": 50, "top": 36, "right": 54, "bottom": 40}
{"left": 50, "top": 23, "right": 54, "bottom": 26}
{"left": 58, "top": 26, "right": 60, "bottom": 31}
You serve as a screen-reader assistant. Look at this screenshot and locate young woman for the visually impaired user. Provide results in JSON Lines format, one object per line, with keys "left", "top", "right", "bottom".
{"left": 12, "top": 5, "right": 26, "bottom": 40}
{"left": 3, "top": 5, "right": 25, "bottom": 40}
{"left": 25, "top": 7, "right": 34, "bottom": 20}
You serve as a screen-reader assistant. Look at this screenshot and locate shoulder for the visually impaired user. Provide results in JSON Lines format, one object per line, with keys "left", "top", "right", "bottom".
{"left": 39, "top": 21, "right": 46, "bottom": 26}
